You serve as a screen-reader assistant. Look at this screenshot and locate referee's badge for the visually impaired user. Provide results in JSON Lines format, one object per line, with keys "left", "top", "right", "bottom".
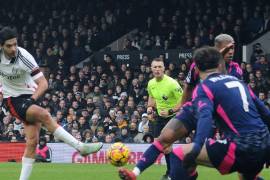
{"left": 162, "top": 95, "right": 168, "bottom": 100}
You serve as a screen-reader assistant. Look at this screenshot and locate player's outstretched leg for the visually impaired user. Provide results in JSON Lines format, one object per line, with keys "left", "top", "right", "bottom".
{"left": 118, "top": 118, "right": 191, "bottom": 179}
{"left": 53, "top": 124, "right": 103, "bottom": 156}
{"left": 118, "top": 139, "right": 164, "bottom": 180}
{"left": 26, "top": 105, "right": 103, "bottom": 156}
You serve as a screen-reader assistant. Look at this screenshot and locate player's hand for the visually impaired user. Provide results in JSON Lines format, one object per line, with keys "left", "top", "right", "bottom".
{"left": 103, "top": 117, "right": 110, "bottom": 123}
{"left": 183, "top": 152, "right": 197, "bottom": 170}
{"left": 147, "top": 107, "right": 154, "bottom": 120}
{"left": 219, "top": 43, "right": 234, "bottom": 57}
{"left": 147, "top": 107, "right": 153, "bottom": 114}
{"left": 159, "top": 109, "right": 169, "bottom": 117}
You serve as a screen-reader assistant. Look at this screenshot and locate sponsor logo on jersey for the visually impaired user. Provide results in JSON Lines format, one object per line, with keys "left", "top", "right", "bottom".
{"left": 0, "top": 70, "right": 20, "bottom": 80}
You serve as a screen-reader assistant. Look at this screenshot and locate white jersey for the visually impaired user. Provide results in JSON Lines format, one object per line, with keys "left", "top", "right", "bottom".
{"left": 0, "top": 47, "right": 43, "bottom": 98}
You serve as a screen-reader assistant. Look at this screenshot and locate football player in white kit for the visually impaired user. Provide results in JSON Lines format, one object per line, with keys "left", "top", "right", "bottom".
{"left": 0, "top": 27, "right": 103, "bottom": 180}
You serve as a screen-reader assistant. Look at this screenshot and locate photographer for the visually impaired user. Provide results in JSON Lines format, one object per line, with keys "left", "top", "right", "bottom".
{"left": 35, "top": 137, "right": 51, "bottom": 163}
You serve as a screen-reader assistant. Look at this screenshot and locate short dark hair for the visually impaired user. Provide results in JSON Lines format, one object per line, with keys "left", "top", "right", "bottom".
{"left": 0, "top": 27, "right": 17, "bottom": 45}
{"left": 151, "top": 57, "right": 164, "bottom": 63}
{"left": 193, "top": 46, "right": 222, "bottom": 71}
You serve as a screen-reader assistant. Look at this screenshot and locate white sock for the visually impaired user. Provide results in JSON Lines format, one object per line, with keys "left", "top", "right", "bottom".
{"left": 19, "top": 157, "right": 35, "bottom": 180}
{"left": 132, "top": 167, "right": 141, "bottom": 176}
{"left": 53, "top": 126, "right": 83, "bottom": 151}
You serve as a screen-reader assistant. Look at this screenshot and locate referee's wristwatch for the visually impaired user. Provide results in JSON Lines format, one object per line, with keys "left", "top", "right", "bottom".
{"left": 168, "top": 109, "right": 174, "bottom": 115}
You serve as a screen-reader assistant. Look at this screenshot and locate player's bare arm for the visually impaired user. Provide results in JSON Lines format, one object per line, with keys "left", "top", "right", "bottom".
{"left": 147, "top": 95, "right": 156, "bottom": 117}
{"left": 31, "top": 75, "right": 48, "bottom": 101}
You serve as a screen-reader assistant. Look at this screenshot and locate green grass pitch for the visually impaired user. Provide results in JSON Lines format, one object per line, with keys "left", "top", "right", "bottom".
{"left": 0, "top": 163, "right": 269, "bottom": 180}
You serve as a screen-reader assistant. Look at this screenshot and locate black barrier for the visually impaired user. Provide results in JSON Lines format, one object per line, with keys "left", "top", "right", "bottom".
{"left": 92, "top": 49, "right": 193, "bottom": 69}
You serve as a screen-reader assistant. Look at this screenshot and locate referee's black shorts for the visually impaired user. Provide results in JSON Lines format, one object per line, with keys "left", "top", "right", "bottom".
{"left": 153, "top": 115, "right": 172, "bottom": 138}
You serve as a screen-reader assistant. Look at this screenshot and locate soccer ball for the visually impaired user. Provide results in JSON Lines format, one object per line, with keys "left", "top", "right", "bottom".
{"left": 107, "top": 142, "right": 130, "bottom": 167}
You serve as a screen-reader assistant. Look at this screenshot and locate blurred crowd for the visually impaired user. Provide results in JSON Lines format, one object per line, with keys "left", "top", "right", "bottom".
{"left": 124, "top": 0, "right": 270, "bottom": 62}
{"left": 1, "top": 48, "right": 269, "bottom": 144}
{"left": 0, "top": 0, "right": 147, "bottom": 67}
{"left": 0, "top": 0, "right": 270, "bottom": 144}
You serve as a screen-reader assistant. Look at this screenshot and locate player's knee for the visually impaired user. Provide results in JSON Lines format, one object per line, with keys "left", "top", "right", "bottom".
{"left": 39, "top": 110, "right": 52, "bottom": 124}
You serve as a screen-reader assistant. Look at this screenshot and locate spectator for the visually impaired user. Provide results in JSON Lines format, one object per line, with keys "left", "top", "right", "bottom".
{"left": 253, "top": 55, "right": 269, "bottom": 75}
{"left": 105, "top": 134, "right": 113, "bottom": 143}
{"left": 58, "top": 100, "right": 68, "bottom": 116}
{"left": 134, "top": 125, "right": 150, "bottom": 143}
{"left": 129, "top": 122, "right": 138, "bottom": 139}
{"left": 63, "top": 115, "right": 73, "bottom": 132}
{"left": 116, "top": 115, "right": 128, "bottom": 129}
{"left": 255, "top": 70, "right": 267, "bottom": 91}
{"left": 78, "top": 116, "right": 90, "bottom": 133}
{"left": 250, "top": 43, "right": 264, "bottom": 65}
{"left": 55, "top": 111, "right": 66, "bottom": 126}
{"left": 142, "top": 133, "right": 154, "bottom": 143}
{"left": 117, "top": 128, "right": 133, "bottom": 143}
{"left": 82, "top": 129, "right": 93, "bottom": 143}
{"left": 138, "top": 113, "right": 149, "bottom": 133}
{"left": 90, "top": 114, "right": 100, "bottom": 134}
{"left": 103, "top": 115, "right": 117, "bottom": 134}
{"left": 96, "top": 127, "right": 105, "bottom": 142}
{"left": 123, "top": 38, "right": 138, "bottom": 51}
{"left": 258, "top": 91, "right": 268, "bottom": 105}
{"left": 18, "top": 127, "right": 26, "bottom": 142}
